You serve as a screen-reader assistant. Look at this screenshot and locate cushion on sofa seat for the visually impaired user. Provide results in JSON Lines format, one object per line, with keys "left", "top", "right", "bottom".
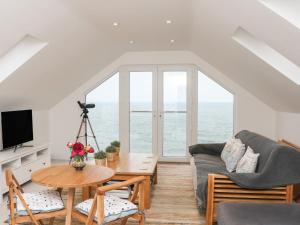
{"left": 75, "top": 194, "right": 138, "bottom": 223}
{"left": 193, "top": 153, "right": 225, "bottom": 166}
{"left": 193, "top": 154, "right": 227, "bottom": 213}
{"left": 217, "top": 203, "right": 300, "bottom": 225}
{"left": 17, "top": 190, "right": 64, "bottom": 215}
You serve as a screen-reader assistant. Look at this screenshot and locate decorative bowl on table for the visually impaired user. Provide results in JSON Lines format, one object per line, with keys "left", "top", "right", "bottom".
{"left": 72, "top": 161, "right": 86, "bottom": 171}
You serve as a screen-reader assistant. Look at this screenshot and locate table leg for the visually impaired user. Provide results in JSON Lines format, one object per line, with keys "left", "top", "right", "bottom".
{"left": 153, "top": 164, "right": 158, "bottom": 185}
{"left": 65, "top": 188, "right": 75, "bottom": 225}
{"left": 144, "top": 176, "right": 151, "bottom": 209}
{"left": 82, "top": 186, "right": 91, "bottom": 200}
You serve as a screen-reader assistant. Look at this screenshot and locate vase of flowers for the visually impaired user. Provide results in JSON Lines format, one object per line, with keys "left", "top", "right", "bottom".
{"left": 106, "top": 145, "right": 117, "bottom": 162}
{"left": 67, "top": 142, "right": 94, "bottom": 171}
{"left": 94, "top": 151, "right": 107, "bottom": 166}
{"left": 110, "top": 141, "right": 120, "bottom": 156}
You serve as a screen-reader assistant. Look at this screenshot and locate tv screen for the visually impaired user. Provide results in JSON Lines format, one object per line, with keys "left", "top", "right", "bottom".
{"left": 1, "top": 110, "right": 33, "bottom": 149}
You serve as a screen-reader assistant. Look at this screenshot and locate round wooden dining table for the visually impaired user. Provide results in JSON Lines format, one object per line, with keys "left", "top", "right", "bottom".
{"left": 31, "top": 164, "right": 115, "bottom": 225}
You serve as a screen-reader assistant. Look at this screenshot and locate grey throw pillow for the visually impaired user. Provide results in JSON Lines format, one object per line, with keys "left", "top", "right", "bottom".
{"left": 236, "top": 146, "right": 259, "bottom": 173}
{"left": 221, "top": 138, "right": 246, "bottom": 172}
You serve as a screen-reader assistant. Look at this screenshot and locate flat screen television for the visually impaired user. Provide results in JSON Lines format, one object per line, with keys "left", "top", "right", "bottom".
{"left": 1, "top": 110, "right": 33, "bottom": 150}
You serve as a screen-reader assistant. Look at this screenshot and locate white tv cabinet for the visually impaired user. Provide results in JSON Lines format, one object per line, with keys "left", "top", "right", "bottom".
{"left": 0, "top": 144, "right": 50, "bottom": 202}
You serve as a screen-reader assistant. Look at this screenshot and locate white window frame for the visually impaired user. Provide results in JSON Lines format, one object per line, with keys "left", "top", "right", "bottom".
{"left": 84, "top": 64, "right": 236, "bottom": 163}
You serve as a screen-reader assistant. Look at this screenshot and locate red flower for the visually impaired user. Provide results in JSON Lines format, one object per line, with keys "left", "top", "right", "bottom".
{"left": 71, "top": 150, "right": 77, "bottom": 157}
{"left": 78, "top": 149, "right": 86, "bottom": 156}
{"left": 72, "top": 142, "right": 85, "bottom": 156}
{"left": 88, "top": 147, "right": 94, "bottom": 153}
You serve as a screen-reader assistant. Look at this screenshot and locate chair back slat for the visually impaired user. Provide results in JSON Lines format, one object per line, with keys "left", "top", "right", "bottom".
{"left": 5, "top": 169, "right": 24, "bottom": 193}
{"left": 5, "top": 169, "right": 13, "bottom": 186}
{"left": 97, "top": 195, "right": 105, "bottom": 224}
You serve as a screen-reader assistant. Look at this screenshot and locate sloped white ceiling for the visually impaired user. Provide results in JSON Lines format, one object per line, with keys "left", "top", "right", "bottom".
{"left": 0, "top": 0, "right": 300, "bottom": 112}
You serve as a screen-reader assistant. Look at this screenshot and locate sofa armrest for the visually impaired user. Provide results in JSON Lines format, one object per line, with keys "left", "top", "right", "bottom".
{"left": 189, "top": 143, "right": 225, "bottom": 156}
{"left": 206, "top": 173, "right": 294, "bottom": 225}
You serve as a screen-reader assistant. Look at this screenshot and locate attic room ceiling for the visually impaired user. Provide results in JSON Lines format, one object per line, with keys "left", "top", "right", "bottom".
{"left": 0, "top": 0, "right": 300, "bottom": 112}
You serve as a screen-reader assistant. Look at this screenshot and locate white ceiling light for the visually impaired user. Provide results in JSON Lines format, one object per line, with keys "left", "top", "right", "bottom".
{"left": 166, "top": 20, "right": 172, "bottom": 24}
{"left": 112, "top": 22, "right": 119, "bottom": 27}
{"left": 170, "top": 39, "right": 175, "bottom": 43}
{"left": 129, "top": 40, "right": 135, "bottom": 44}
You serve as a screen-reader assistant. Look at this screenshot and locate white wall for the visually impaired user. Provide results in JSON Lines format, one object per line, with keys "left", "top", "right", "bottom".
{"left": 50, "top": 51, "right": 277, "bottom": 159}
{"left": 277, "top": 112, "right": 300, "bottom": 146}
{"left": 0, "top": 109, "right": 49, "bottom": 149}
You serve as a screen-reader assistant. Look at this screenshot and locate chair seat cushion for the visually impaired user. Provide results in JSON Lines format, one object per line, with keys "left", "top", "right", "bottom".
{"left": 218, "top": 203, "right": 300, "bottom": 225}
{"left": 75, "top": 194, "right": 138, "bottom": 223}
{"left": 17, "top": 190, "right": 64, "bottom": 215}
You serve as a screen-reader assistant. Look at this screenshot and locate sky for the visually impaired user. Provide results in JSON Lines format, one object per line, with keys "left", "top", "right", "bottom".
{"left": 86, "top": 71, "right": 233, "bottom": 103}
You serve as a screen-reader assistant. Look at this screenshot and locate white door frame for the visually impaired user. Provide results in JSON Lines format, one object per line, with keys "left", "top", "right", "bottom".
{"left": 119, "top": 65, "right": 158, "bottom": 155}
{"left": 119, "top": 64, "right": 196, "bottom": 162}
{"left": 157, "top": 65, "right": 194, "bottom": 162}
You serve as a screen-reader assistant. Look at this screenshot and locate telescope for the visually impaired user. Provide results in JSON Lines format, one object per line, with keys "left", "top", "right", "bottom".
{"left": 77, "top": 101, "right": 95, "bottom": 109}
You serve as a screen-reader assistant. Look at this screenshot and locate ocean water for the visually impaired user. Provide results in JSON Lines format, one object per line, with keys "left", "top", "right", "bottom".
{"left": 87, "top": 102, "right": 233, "bottom": 156}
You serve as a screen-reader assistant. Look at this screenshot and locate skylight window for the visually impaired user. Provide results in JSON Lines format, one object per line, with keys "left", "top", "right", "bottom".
{"left": 232, "top": 27, "right": 300, "bottom": 85}
{"left": 0, "top": 35, "right": 47, "bottom": 82}
{"left": 259, "top": 0, "right": 300, "bottom": 30}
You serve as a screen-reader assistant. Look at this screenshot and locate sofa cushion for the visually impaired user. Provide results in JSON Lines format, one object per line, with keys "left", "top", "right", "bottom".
{"left": 75, "top": 194, "right": 138, "bottom": 223}
{"left": 193, "top": 154, "right": 227, "bottom": 213}
{"left": 218, "top": 203, "right": 300, "bottom": 225}
{"left": 17, "top": 190, "right": 64, "bottom": 216}
{"left": 221, "top": 138, "right": 246, "bottom": 172}
{"left": 236, "top": 146, "right": 260, "bottom": 173}
{"left": 193, "top": 153, "right": 225, "bottom": 165}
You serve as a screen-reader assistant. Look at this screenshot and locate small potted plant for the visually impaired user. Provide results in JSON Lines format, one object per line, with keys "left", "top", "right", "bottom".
{"left": 111, "top": 140, "right": 120, "bottom": 156}
{"left": 106, "top": 145, "right": 117, "bottom": 162}
{"left": 94, "top": 151, "right": 107, "bottom": 166}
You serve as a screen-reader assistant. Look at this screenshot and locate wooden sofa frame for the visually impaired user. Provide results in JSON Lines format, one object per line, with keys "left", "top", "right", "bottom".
{"left": 206, "top": 174, "right": 293, "bottom": 225}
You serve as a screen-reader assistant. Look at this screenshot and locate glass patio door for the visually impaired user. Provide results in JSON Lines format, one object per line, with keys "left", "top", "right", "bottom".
{"left": 158, "top": 67, "right": 191, "bottom": 161}
{"left": 129, "top": 71, "right": 155, "bottom": 153}
{"left": 120, "top": 66, "right": 191, "bottom": 161}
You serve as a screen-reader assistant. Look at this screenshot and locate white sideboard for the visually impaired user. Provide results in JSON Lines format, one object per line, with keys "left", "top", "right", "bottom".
{"left": 0, "top": 144, "right": 50, "bottom": 202}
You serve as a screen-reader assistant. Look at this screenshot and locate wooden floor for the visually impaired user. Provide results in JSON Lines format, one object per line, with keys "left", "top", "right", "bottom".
{"left": 6, "top": 163, "right": 205, "bottom": 225}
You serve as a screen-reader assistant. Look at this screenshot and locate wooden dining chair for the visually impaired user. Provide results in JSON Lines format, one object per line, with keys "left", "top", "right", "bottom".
{"left": 72, "top": 176, "right": 146, "bottom": 225}
{"left": 5, "top": 169, "right": 66, "bottom": 225}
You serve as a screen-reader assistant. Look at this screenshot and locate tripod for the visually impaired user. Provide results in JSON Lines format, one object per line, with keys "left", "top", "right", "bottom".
{"left": 75, "top": 109, "right": 100, "bottom": 152}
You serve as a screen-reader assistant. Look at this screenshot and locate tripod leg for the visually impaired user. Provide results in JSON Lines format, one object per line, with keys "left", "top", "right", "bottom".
{"left": 76, "top": 118, "right": 85, "bottom": 142}
{"left": 84, "top": 117, "right": 88, "bottom": 146}
{"left": 86, "top": 117, "right": 101, "bottom": 152}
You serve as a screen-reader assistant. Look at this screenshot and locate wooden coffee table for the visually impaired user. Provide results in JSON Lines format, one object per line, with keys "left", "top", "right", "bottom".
{"left": 84, "top": 153, "right": 158, "bottom": 209}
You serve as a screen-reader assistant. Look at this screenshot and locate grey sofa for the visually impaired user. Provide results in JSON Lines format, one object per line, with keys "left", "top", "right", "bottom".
{"left": 218, "top": 203, "right": 300, "bottom": 225}
{"left": 189, "top": 130, "right": 300, "bottom": 225}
